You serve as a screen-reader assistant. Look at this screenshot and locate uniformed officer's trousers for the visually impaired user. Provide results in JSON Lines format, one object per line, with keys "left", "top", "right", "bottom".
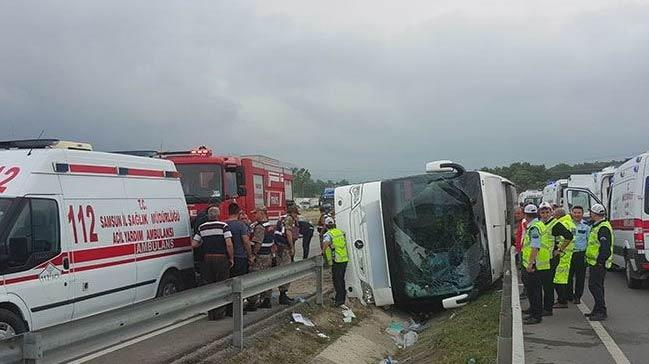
{"left": 588, "top": 264, "right": 607, "bottom": 316}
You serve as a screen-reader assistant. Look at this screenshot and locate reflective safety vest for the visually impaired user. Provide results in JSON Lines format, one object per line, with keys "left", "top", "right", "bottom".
{"left": 522, "top": 219, "right": 550, "bottom": 270}
{"left": 255, "top": 221, "right": 276, "bottom": 256}
{"left": 553, "top": 215, "right": 577, "bottom": 284}
{"left": 586, "top": 220, "right": 614, "bottom": 268}
{"left": 324, "top": 228, "right": 349, "bottom": 265}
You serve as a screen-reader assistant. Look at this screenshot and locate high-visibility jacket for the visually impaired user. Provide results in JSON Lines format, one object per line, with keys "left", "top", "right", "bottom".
{"left": 522, "top": 219, "right": 550, "bottom": 270}
{"left": 324, "top": 228, "right": 349, "bottom": 265}
{"left": 586, "top": 220, "right": 614, "bottom": 268}
{"left": 553, "top": 215, "right": 577, "bottom": 284}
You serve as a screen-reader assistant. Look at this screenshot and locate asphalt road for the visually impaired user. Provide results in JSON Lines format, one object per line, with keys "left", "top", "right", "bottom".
{"left": 523, "top": 269, "right": 649, "bottom": 364}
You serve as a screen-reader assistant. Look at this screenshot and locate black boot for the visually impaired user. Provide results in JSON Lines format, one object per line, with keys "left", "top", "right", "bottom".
{"left": 259, "top": 298, "right": 272, "bottom": 309}
{"left": 279, "top": 291, "right": 294, "bottom": 305}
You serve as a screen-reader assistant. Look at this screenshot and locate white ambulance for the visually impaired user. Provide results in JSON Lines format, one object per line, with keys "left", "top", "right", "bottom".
{"left": 608, "top": 152, "right": 649, "bottom": 288}
{"left": 0, "top": 140, "right": 194, "bottom": 338}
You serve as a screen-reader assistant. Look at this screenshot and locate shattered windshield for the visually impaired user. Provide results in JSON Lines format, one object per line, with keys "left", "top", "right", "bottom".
{"left": 382, "top": 173, "right": 482, "bottom": 301}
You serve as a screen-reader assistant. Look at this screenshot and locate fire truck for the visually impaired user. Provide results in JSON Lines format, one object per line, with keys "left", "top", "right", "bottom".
{"left": 158, "top": 146, "right": 294, "bottom": 225}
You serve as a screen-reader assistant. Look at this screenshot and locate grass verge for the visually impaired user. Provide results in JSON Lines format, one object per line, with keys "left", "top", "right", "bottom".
{"left": 395, "top": 288, "right": 501, "bottom": 364}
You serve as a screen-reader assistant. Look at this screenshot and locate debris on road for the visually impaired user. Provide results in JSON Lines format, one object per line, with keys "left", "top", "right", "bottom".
{"left": 292, "top": 313, "right": 315, "bottom": 327}
{"left": 342, "top": 306, "right": 356, "bottom": 323}
{"left": 379, "top": 356, "right": 399, "bottom": 364}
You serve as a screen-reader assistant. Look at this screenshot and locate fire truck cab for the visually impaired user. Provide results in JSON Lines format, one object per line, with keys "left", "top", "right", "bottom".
{"left": 160, "top": 147, "right": 293, "bottom": 224}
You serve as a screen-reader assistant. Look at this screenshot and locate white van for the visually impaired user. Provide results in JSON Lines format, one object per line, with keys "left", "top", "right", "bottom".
{"left": 608, "top": 152, "right": 649, "bottom": 288}
{"left": 0, "top": 140, "right": 193, "bottom": 338}
{"left": 334, "top": 161, "right": 516, "bottom": 309}
{"left": 517, "top": 190, "right": 542, "bottom": 207}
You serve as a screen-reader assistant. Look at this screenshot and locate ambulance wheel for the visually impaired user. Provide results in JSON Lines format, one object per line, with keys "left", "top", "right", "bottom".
{"left": 625, "top": 260, "right": 643, "bottom": 289}
{"left": 157, "top": 271, "right": 182, "bottom": 297}
{"left": 0, "top": 309, "right": 27, "bottom": 340}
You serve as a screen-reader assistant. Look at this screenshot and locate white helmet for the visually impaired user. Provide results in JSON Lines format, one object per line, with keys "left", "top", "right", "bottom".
{"left": 524, "top": 204, "right": 538, "bottom": 214}
{"left": 539, "top": 202, "right": 553, "bottom": 210}
{"left": 590, "top": 203, "right": 606, "bottom": 216}
{"left": 324, "top": 217, "right": 335, "bottom": 225}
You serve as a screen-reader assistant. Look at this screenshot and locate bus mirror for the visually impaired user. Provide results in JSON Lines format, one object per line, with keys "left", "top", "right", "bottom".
{"left": 237, "top": 186, "right": 247, "bottom": 197}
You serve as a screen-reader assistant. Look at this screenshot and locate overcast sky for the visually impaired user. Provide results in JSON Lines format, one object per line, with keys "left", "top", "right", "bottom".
{"left": 1, "top": 0, "right": 648, "bottom": 181}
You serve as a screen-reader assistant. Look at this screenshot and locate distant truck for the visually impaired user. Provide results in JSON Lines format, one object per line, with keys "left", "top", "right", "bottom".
{"left": 158, "top": 147, "right": 293, "bottom": 224}
{"left": 319, "top": 187, "right": 335, "bottom": 212}
{"left": 335, "top": 160, "right": 516, "bottom": 309}
{"left": 517, "top": 190, "right": 542, "bottom": 207}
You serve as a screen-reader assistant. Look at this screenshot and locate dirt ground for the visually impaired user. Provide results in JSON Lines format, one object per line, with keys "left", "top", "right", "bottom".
{"left": 213, "top": 299, "right": 372, "bottom": 364}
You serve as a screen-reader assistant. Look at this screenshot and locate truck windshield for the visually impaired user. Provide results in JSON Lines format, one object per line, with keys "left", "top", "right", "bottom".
{"left": 175, "top": 164, "right": 223, "bottom": 204}
{"left": 381, "top": 173, "right": 482, "bottom": 302}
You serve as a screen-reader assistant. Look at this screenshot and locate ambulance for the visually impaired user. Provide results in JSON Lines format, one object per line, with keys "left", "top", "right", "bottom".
{"left": 334, "top": 161, "right": 516, "bottom": 309}
{"left": 608, "top": 152, "right": 649, "bottom": 288}
{"left": 0, "top": 140, "right": 193, "bottom": 338}
{"left": 517, "top": 190, "right": 542, "bottom": 207}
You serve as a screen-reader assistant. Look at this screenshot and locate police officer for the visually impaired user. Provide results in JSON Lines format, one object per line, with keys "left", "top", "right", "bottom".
{"left": 552, "top": 208, "right": 576, "bottom": 308}
{"left": 567, "top": 205, "right": 590, "bottom": 304}
{"left": 191, "top": 206, "right": 234, "bottom": 320}
{"left": 299, "top": 219, "right": 315, "bottom": 260}
{"left": 538, "top": 202, "right": 573, "bottom": 316}
{"left": 521, "top": 204, "right": 549, "bottom": 325}
{"left": 585, "top": 204, "right": 613, "bottom": 321}
{"left": 322, "top": 217, "right": 349, "bottom": 307}
{"left": 245, "top": 206, "right": 275, "bottom": 311}
{"left": 274, "top": 205, "right": 299, "bottom": 304}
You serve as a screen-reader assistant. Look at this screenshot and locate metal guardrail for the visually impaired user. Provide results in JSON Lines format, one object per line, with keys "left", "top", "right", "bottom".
{"left": 0, "top": 256, "right": 324, "bottom": 364}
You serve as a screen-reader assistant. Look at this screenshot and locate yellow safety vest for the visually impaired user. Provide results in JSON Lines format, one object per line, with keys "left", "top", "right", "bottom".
{"left": 553, "top": 215, "right": 576, "bottom": 284}
{"left": 522, "top": 219, "right": 549, "bottom": 270}
{"left": 324, "top": 228, "right": 349, "bottom": 265}
{"left": 586, "top": 220, "right": 614, "bottom": 268}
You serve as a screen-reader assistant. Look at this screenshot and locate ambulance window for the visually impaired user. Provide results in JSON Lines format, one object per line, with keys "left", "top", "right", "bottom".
{"left": 567, "top": 190, "right": 590, "bottom": 211}
{"left": 2, "top": 198, "right": 60, "bottom": 271}
{"left": 0, "top": 198, "right": 13, "bottom": 226}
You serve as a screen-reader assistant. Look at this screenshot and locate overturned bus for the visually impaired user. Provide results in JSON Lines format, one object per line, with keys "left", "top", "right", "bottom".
{"left": 334, "top": 161, "right": 516, "bottom": 309}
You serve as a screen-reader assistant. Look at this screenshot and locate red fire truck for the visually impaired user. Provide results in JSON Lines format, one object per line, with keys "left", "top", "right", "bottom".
{"left": 159, "top": 146, "right": 294, "bottom": 224}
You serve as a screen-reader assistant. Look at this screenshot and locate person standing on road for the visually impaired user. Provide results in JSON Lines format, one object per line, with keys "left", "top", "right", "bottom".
{"left": 567, "top": 206, "right": 590, "bottom": 304}
{"left": 322, "top": 217, "right": 349, "bottom": 307}
{"left": 538, "top": 202, "right": 573, "bottom": 316}
{"left": 274, "top": 205, "right": 298, "bottom": 304}
{"left": 585, "top": 204, "right": 614, "bottom": 321}
{"left": 191, "top": 206, "right": 233, "bottom": 320}
{"left": 514, "top": 206, "right": 527, "bottom": 259}
{"left": 299, "top": 219, "right": 315, "bottom": 260}
{"left": 520, "top": 204, "right": 548, "bottom": 325}
{"left": 225, "top": 203, "right": 253, "bottom": 316}
{"left": 245, "top": 206, "right": 275, "bottom": 311}
{"left": 552, "top": 208, "right": 577, "bottom": 308}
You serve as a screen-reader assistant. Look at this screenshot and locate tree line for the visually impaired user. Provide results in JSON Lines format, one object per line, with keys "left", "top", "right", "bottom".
{"left": 480, "top": 160, "right": 625, "bottom": 191}
{"left": 292, "top": 168, "right": 350, "bottom": 198}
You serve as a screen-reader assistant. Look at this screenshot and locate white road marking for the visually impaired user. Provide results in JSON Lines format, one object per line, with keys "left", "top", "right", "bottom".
{"left": 68, "top": 314, "right": 206, "bottom": 364}
{"left": 510, "top": 249, "right": 525, "bottom": 364}
{"left": 576, "top": 303, "right": 631, "bottom": 364}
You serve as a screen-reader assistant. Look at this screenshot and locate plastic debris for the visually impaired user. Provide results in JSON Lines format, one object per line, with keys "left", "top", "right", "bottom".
{"left": 342, "top": 307, "right": 356, "bottom": 323}
{"left": 317, "top": 333, "right": 330, "bottom": 339}
{"left": 292, "top": 313, "right": 315, "bottom": 327}
{"left": 467, "top": 358, "right": 476, "bottom": 364}
{"left": 379, "top": 356, "right": 399, "bottom": 364}
{"left": 385, "top": 319, "right": 423, "bottom": 348}
{"left": 403, "top": 331, "right": 418, "bottom": 347}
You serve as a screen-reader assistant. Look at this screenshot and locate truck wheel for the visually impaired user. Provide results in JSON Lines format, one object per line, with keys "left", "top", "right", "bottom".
{"left": 0, "top": 309, "right": 27, "bottom": 340}
{"left": 156, "top": 271, "right": 182, "bottom": 297}
{"left": 625, "top": 260, "right": 643, "bottom": 289}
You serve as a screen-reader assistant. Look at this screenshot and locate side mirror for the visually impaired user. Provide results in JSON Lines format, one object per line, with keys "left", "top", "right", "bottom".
{"left": 235, "top": 166, "right": 245, "bottom": 187}
{"left": 237, "top": 186, "right": 247, "bottom": 197}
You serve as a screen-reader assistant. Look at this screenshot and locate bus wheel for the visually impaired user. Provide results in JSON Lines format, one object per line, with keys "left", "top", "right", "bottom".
{"left": 0, "top": 309, "right": 27, "bottom": 340}
{"left": 157, "top": 271, "right": 182, "bottom": 297}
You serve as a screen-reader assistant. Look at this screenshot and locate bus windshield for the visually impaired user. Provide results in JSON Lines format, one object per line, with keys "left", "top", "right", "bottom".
{"left": 175, "top": 164, "right": 223, "bottom": 204}
{"left": 381, "top": 173, "right": 483, "bottom": 301}
{"left": 0, "top": 198, "right": 16, "bottom": 228}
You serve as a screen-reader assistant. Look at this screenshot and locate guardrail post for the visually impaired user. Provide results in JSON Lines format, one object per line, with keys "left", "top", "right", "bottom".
{"left": 23, "top": 332, "right": 43, "bottom": 364}
{"left": 315, "top": 255, "right": 324, "bottom": 306}
{"left": 232, "top": 277, "right": 244, "bottom": 350}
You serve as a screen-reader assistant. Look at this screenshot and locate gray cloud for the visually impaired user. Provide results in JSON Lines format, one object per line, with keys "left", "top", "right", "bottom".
{"left": 1, "top": 1, "right": 648, "bottom": 181}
